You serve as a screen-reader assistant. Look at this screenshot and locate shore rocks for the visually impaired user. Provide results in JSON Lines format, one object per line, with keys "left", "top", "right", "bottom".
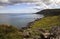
{"left": 49, "top": 26, "right": 60, "bottom": 39}
{"left": 22, "top": 26, "right": 60, "bottom": 39}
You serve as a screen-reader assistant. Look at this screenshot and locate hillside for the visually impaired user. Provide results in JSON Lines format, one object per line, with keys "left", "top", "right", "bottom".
{"left": 37, "top": 9, "right": 60, "bottom": 16}
{"left": 30, "top": 15, "right": 60, "bottom": 30}
{"left": 0, "top": 9, "right": 60, "bottom": 39}
{"left": 23, "top": 15, "right": 60, "bottom": 39}
{"left": 30, "top": 9, "right": 60, "bottom": 30}
{"left": 23, "top": 9, "right": 60, "bottom": 39}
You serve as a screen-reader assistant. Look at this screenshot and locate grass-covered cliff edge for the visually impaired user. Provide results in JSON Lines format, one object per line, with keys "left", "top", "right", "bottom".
{"left": 0, "top": 9, "right": 60, "bottom": 39}
{"left": 30, "top": 15, "right": 60, "bottom": 30}
{"left": 28, "top": 9, "right": 60, "bottom": 30}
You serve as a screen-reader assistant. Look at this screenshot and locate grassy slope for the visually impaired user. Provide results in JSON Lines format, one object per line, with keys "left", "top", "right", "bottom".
{"left": 30, "top": 15, "right": 60, "bottom": 30}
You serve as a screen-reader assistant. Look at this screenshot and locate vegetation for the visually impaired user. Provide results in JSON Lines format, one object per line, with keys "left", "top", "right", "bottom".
{"left": 25, "top": 9, "right": 60, "bottom": 39}
{"left": 0, "top": 24, "right": 23, "bottom": 39}
{"left": 0, "top": 9, "right": 60, "bottom": 39}
{"left": 30, "top": 15, "right": 60, "bottom": 30}
{"left": 0, "top": 16, "right": 60, "bottom": 39}
{"left": 37, "top": 9, "right": 60, "bottom": 16}
{"left": 22, "top": 15, "right": 60, "bottom": 39}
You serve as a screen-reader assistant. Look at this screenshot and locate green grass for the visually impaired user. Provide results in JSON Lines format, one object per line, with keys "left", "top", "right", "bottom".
{"left": 30, "top": 15, "right": 60, "bottom": 30}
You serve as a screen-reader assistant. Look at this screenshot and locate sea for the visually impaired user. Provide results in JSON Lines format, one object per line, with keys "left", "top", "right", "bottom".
{"left": 0, "top": 13, "right": 44, "bottom": 28}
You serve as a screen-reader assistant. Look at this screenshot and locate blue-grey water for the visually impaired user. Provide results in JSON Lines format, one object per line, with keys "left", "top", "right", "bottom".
{"left": 0, "top": 13, "right": 43, "bottom": 28}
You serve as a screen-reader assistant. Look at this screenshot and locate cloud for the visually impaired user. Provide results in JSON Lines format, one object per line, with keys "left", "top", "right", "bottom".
{"left": 0, "top": 6, "right": 4, "bottom": 8}
{"left": 0, "top": 0, "right": 37, "bottom": 5}
{"left": 0, "top": 0, "right": 60, "bottom": 13}
{"left": 0, "top": 0, "right": 54, "bottom": 5}
{"left": 0, "top": 0, "right": 60, "bottom": 9}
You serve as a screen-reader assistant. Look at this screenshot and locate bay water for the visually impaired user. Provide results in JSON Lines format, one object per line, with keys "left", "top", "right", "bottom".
{"left": 0, "top": 13, "right": 43, "bottom": 28}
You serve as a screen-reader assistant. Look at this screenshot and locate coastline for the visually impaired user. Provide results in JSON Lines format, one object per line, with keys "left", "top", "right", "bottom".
{"left": 0, "top": 9, "right": 60, "bottom": 39}
{"left": 25, "top": 18, "right": 43, "bottom": 29}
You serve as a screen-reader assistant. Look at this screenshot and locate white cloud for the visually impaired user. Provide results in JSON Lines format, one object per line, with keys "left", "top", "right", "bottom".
{"left": 0, "top": 0, "right": 59, "bottom": 5}
{"left": 0, "top": 0, "right": 9, "bottom": 3}
{"left": 0, "top": 0, "right": 60, "bottom": 13}
{"left": 0, "top": 6, "right": 4, "bottom": 8}
{"left": 0, "top": 0, "right": 60, "bottom": 9}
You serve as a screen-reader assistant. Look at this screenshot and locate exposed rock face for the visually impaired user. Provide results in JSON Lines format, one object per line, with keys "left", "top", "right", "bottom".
{"left": 49, "top": 26, "right": 60, "bottom": 39}
{"left": 37, "top": 9, "right": 60, "bottom": 16}
{"left": 38, "top": 26, "right": 60, "bottom": 39}
{"left": 20, "top": 26, "right": 60, "bottom": 39}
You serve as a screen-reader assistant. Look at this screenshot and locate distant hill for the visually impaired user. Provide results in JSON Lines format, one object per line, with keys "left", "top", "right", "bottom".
{"left": 36, "top": 9, "right": 60, "bottom": 16}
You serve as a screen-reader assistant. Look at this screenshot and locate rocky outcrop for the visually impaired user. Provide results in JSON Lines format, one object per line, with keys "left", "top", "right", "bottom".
{"left": 22, "top": 26, "right": 60, "bottom": 39}
{"left": 49, "top": 26, "right": 60, "bottom": 39}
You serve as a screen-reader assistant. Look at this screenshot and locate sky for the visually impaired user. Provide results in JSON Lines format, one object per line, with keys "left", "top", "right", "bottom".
{"left": 0, "top": 0, "right": 60, "bottom": 13}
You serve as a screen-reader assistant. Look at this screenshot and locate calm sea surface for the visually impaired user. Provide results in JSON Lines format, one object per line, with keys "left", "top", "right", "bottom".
{"left": 0, "top": 13, "right": 44, "bottom": 28}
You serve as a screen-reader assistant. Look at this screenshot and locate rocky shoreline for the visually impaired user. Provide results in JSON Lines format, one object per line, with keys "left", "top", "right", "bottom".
{"left": 21, "top": 18, "right": 43, "bottom": 30}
